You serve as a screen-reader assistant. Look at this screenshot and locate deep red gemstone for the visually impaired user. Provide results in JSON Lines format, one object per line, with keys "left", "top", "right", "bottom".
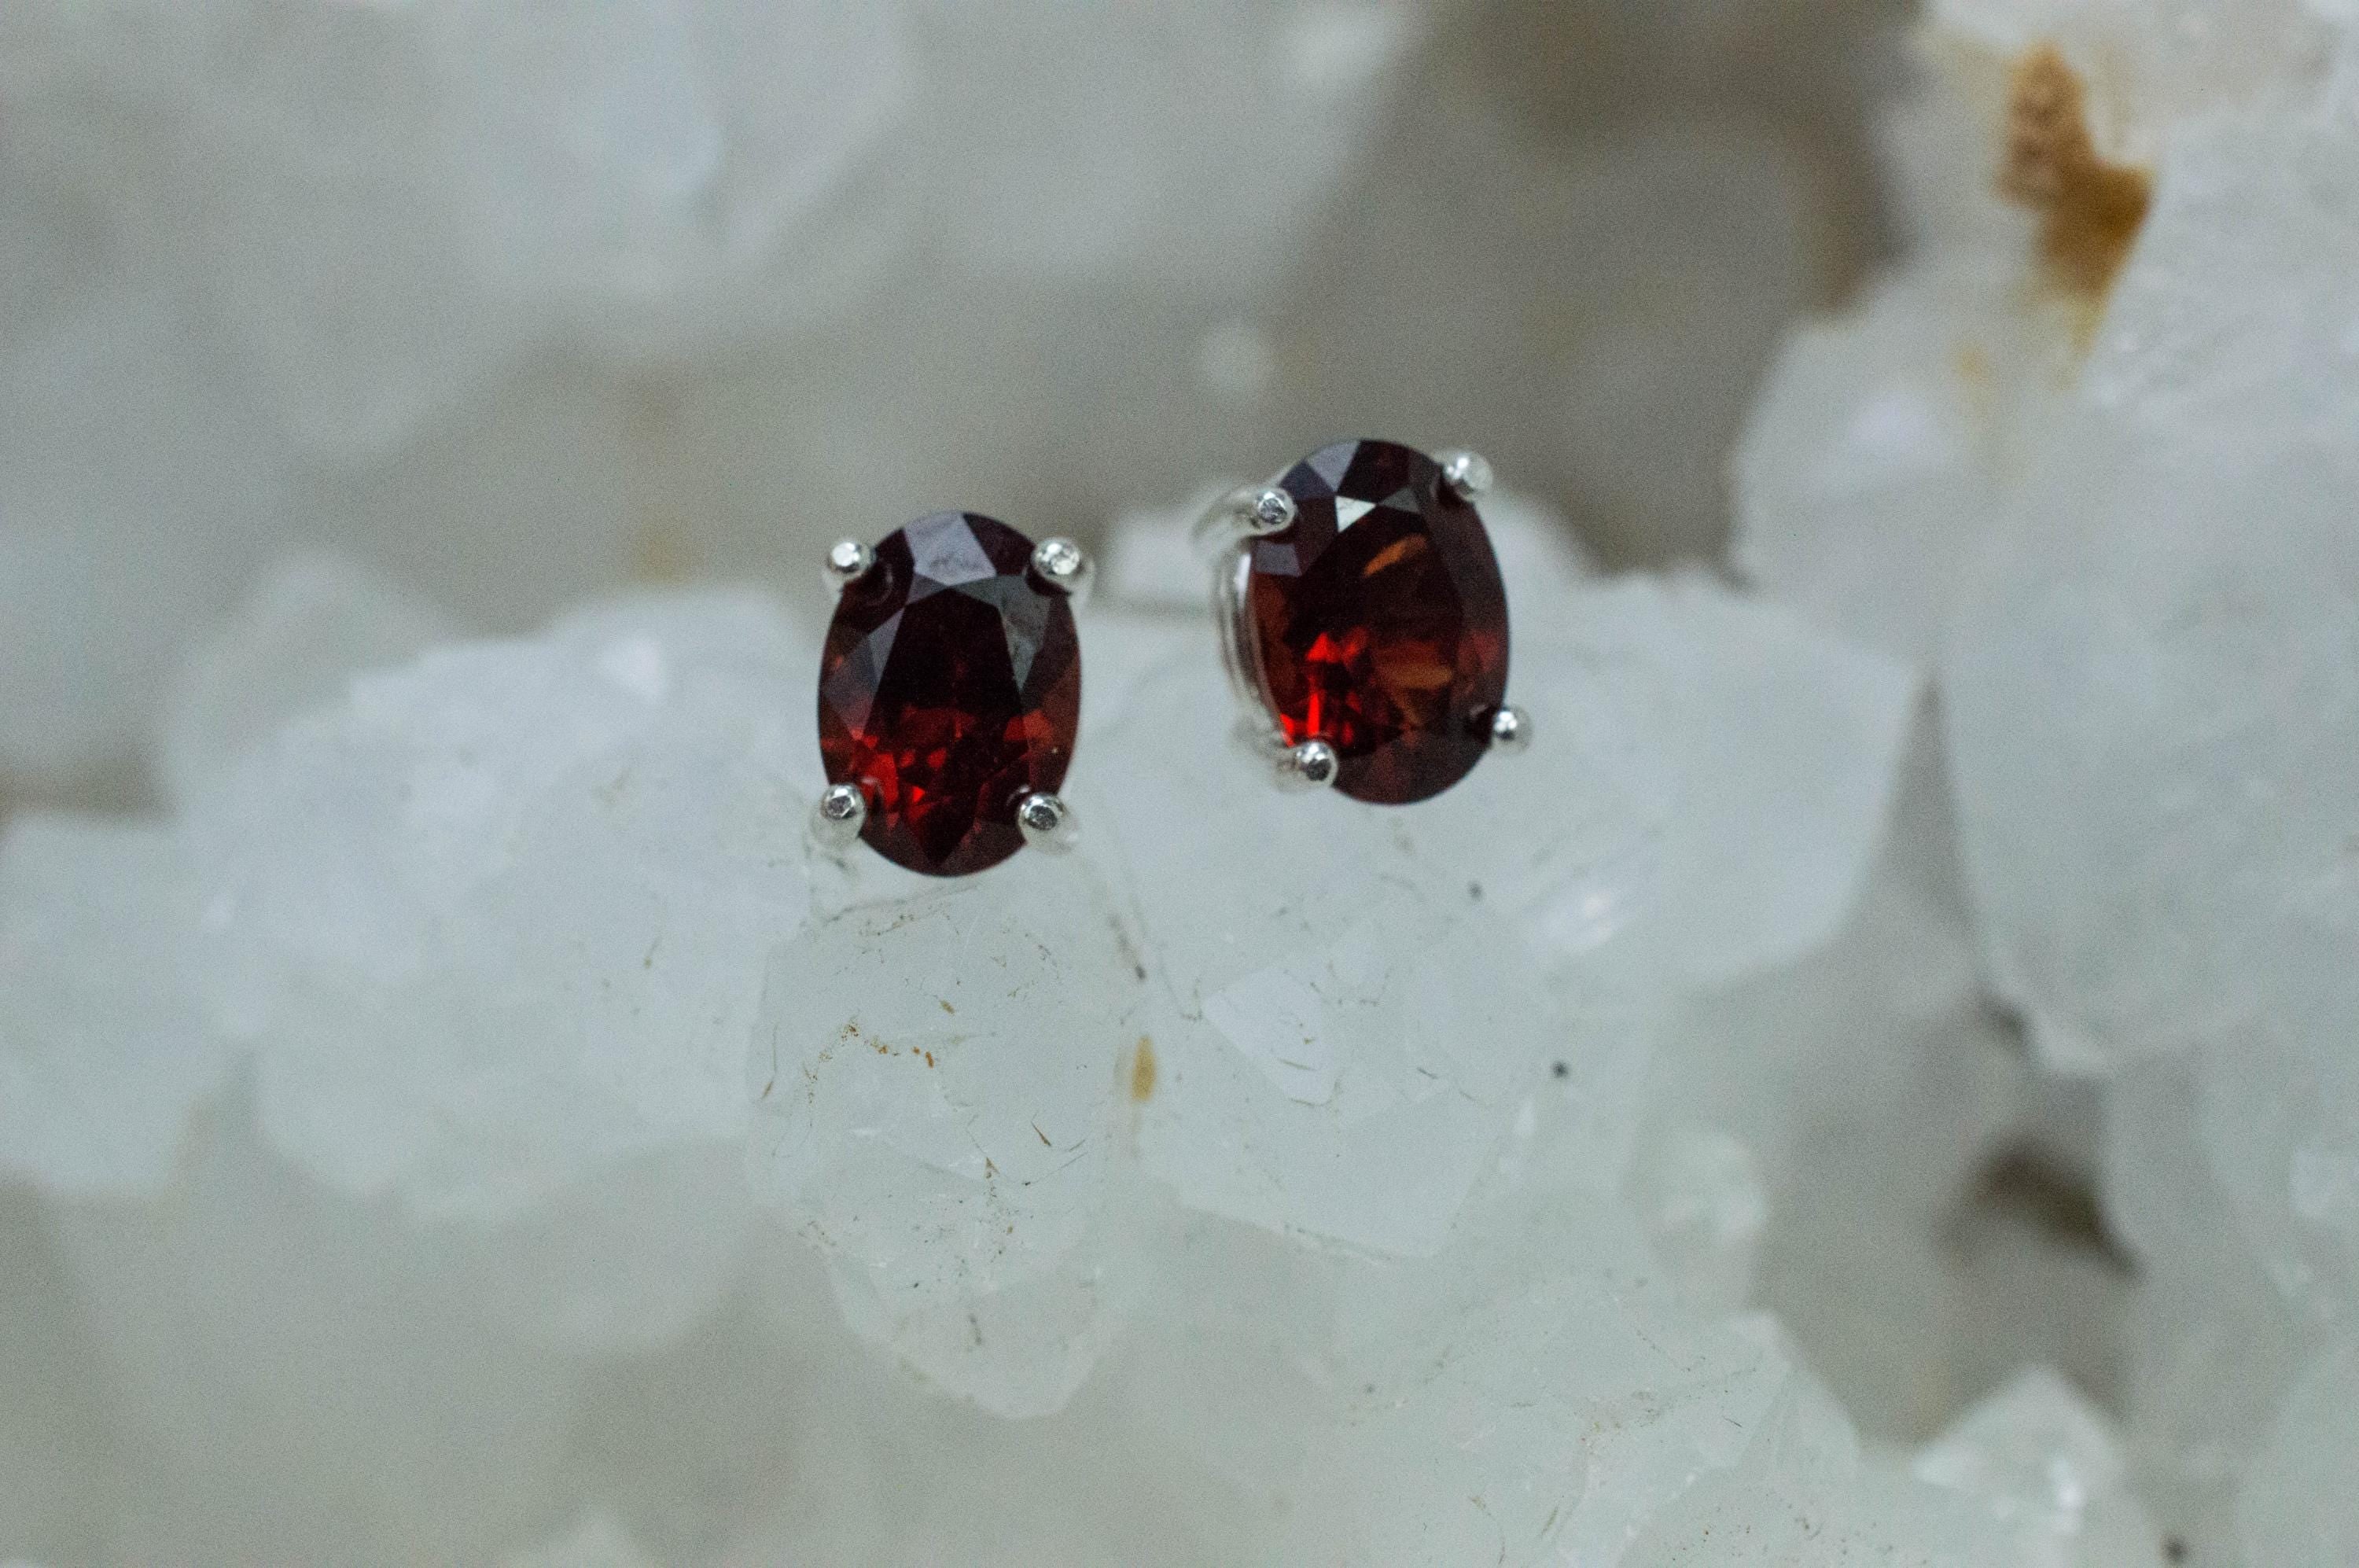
{"left": 1244, "top": 440, "right": 1510, "bottom": 804}
{"left": 818, "top": 513, "right": 1081, "bottom": 876}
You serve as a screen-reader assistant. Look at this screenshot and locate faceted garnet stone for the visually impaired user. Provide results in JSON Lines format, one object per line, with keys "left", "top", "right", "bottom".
{"left": 819, "top": 512, "right": 1081, "bottom": 876}
{"left": 1246, "top": 439, "right": 1510, "bottom": 804}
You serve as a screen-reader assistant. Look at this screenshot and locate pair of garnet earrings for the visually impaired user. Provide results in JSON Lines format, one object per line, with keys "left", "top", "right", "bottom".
{"left": 811, "top": 437, "right": 1529, "bottom": 878}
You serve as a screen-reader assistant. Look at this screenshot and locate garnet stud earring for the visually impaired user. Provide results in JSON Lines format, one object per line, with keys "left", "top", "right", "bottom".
{"left": 1194, "top": 439, "right": 1525, "bottom": 803}
{"left": 812, "top": 512, "right": 1087, "bottom": 876}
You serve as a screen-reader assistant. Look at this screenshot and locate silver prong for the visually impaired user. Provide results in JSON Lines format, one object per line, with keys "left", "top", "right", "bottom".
{"left": 810, "top": 783, "right": 867, "bottom": 854}
{"left": 1242, "top": 485, "right": 1297, "bottom": 536}
{"left": 1438, "top": 450, "right": 1494, "bottom": 501}
{"left": 823, "top": 539, "right": 877, "bottom": 594}
{"left": 1029, "top": 537, "right": 1095, "bottom": 608}
{"left": 1015, "top": 790, "right": 1079, "bottom": 853}
{"left": 1488, "top": 705, "right": 1532, "bottom": 755}
{"left": 1191, "top": 484, "right": 1297, "bottom": 561}
{"left": 1278, "top": 738, "right": 1340, "bottom": 791}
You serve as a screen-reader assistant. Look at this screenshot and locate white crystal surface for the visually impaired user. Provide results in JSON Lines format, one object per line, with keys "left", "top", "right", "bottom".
{"left": 1945, "top": 426, "right": 2359, "bottom": 1067}
{"left": 1641, "top": 727, "right": 2037, "bottom": 1437}
{"left": 187, "top": 588, "right": 813, "bottom": 1220}
{"left": 1915, "top": 1367, "right": 2164, "bottom": 1566}
{"left": 1280, "top": 1197, "right": 1798, "bottom": 1565}
{"left": 1621, "top": 1346, "right": 2020, "bottom": 1567}
{"left": 747, "top": 852, "right": 1150, "bottom": 1416}
{"left": 121, "top": 0, "right": 914, "bottom": 451}
{"left": 1073, "top": 650, "right": 1545, "bottom": 1256}
{"left": 2103, "top": 1055, "right": 2310, "bottom": 1558}
{"left": 1932, "top": 0, "right": 2339, "bottom": 138}
{"left": 1741, "top": 6, "right": 2359, "bottom": 1562}
{"left": 1521, "top": 576, "right": 1919, "bottom": 988}
{"left": 2085, "top": 106, "right": 2359, "bottom": 447}
{"left": 1733, "top": 263, "right": 2019, "bottom": 665}
{"left": 1628, "top": 1123, "right": 1770, "bottom": 1315}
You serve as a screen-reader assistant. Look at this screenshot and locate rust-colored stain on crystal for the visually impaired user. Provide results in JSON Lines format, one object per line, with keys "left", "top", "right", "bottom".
{"left": 1128, "top": 1036, "right": 1157, "bottom": 1102}
{"left": 2000, "top": 43, "right": 2151, "bottom": 300}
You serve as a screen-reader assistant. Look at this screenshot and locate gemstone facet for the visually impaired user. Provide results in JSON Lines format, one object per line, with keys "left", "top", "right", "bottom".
{"left": 819, "top": 513, "right": 1082, "bottom": 876}
{"left": 1242, "top": 439, "right": 1511, "bottom": 805}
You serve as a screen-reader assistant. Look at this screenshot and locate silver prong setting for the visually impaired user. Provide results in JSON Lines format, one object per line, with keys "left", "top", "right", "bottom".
{"left": 1015, "top": 790, "right": 1079, "bottom": 853}
{"left": 1029, "top": 536, "right": 1095, "bottom": 607}
{"left": 1488, "top": 705, "right": 1532, "bottom": 755}
{"left": 810, "top": 783, "right": 867, "bottom": 853}
{"left": 823, "top": 539, "right": 877, "bottom": 594}
{"left": 1192, "top": 483, "right": 1297, "bottom": 561}
{"left": 1279, "top": 738, "right": 1340, "bottom": 791}
{"left": 1439, "top": 450, "right": 1494, "bottom": 501}
{"left": 1243, "top": 485, "right": 1297, "bottom": 536}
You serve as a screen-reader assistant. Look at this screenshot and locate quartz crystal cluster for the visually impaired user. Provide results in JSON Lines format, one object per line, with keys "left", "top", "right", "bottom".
{"left": 0, "top": 0, "right": 1421, "bottom": 795}
{"left": 2, "top": 0, "right": 2353, "bottom": 1562}
{"left": 1735, "top": 0, "right": 2359, "bottom": 1559}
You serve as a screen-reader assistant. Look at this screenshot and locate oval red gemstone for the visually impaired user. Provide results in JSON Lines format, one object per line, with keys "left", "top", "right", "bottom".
{"left": 1245, "top": 439, "right": 1510, "bottom": 804}
{"left": 819, "top": 512, "right": 1081, "bottom": 876}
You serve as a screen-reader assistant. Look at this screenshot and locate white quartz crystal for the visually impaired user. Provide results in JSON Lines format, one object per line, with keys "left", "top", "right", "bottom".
{"left": 1746, "top": 2, "right": 2346, "bottom": 675}
{"left": 747, "top": 852, "right": 1150, "bottom": 1416}
{"left": 1733, "top": 262, "right": 2026, "bottom": 666}
{"left": 1626, "top": 1123, "right": 1770, "bottom": 1316}
{"left": 11, "top": 0, "right": 2359, "bottom": 1557}
{"left": 0, "top": 0, "right": 1438, "bottom": 793}
{"left": 1915, "top": 1367, "right": 2165, "bottom": 1566}
{"left": 1513, "top": 576, "right": 1919, "bottom": 988}
{"left": 1279, "top": 1197, "right": 1800, "bottom": 1565}
{"left": 743, "top": 556, "right": 1914, "bottom": 1414}
{"left": 1075, "top": 651, "right": 1548, "bottom": 1256}
{"left": 2085, "top": 106, "right": 2359, "bottom": 447}
{"left": 122, "top": 0, "right": 913, "bottom": 452}
{"left": 1945, "top": 423, "right": 2359, "bottom": 1069}
{"left": 1625, "top": 1357, "right": 2012, "bottom": 1566}
{"left": 1929, "top": 0, "right": 2339, "bottom": 140}
{"left": 2197, "top": 997, "right": 2359, "bottom": 1320}
{"left": 1919, "top": 31, "right": 2359, "bottom": 1076}
{"left": 714, "top": 1303, "right": 1263, "bottom": 1566}
{"left": 1639, "top": 725, "right": 2041, "bottom": 1437}
{"left": 185, "top": 588, "right": 813, "bottom": 1222}
{"left": 2103, "top": 1055, "right": 2312, "bottom": 1560}
{"left": 1736, "top": 6, "right": 2359, "bottom": 1560}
